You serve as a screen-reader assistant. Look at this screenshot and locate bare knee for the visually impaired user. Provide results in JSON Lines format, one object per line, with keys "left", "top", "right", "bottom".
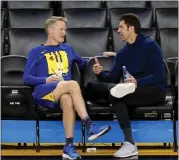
{"left": 54, "top": 81, "right": 80, "bottom": 98}
{"left": 56, "top": 81, "right": 79, "bottom": 90}
{"left": 68, "top": 80, "right": 80, "bottom": 92}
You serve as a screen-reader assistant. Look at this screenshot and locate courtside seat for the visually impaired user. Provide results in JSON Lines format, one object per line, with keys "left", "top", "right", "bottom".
{"left": 133, "top": 60, "right": 173, "bottom": 115}
{"left": 174, "top": 61, "right": 178, "bottom": 120}
{"left": 1, "top": 55, "right": 34, "bottom": 119}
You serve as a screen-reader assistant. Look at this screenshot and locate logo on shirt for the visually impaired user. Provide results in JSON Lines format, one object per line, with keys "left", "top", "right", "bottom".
{"left": 41, "top": 50, "right": 47, "bottom": 54}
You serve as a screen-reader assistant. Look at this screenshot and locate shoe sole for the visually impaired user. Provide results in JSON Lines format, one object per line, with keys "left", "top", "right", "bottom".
{"left": 62, "top": 153, "right": 81, "bottom": 160}
{"left": 88, "top": 126, "right": 111, "bottom": 141}
{"left": 113, "top": 151, "right": 138, "bottom": 158}
{"left": 110, "top": 83, "right": 135, "bottom": 98}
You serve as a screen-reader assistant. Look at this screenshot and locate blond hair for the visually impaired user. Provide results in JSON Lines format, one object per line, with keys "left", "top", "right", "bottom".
{"left": 45, "top": 16, "right": 67, "bottom": 34}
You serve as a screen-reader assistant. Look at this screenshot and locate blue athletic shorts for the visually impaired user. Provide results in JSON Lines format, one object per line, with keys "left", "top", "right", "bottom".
{"left": 33, "top": 82, "right": 59, "bottom": 108}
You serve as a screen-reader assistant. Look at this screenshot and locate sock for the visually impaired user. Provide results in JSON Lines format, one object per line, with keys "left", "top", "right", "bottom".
{"left": 123, "top": 128, "right": 135, "bottom": 145}
{"left": 66, "top": 137, "right": 73, "bottom": 145}
{"left": 82, "top": 116, "right": 92, "bottom": 131}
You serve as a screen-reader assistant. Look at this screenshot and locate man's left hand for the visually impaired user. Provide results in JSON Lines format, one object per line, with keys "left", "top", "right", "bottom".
{"left": 124, "top": 75, "right": 137, "bottom": 88}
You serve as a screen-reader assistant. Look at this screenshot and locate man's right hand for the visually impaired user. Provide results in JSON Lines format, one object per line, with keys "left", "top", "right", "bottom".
{"left": 46, "top": 74, "right": 58, "bottom": 83}
{"left": 93, "top": 57, "right": 103, "bottom": 75}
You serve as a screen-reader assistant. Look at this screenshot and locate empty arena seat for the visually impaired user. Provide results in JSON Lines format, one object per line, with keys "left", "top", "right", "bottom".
{"left": 174, "top": 61, "right": 178, "bottom": 121}
{"left": 7, "top": 1, "right": 52, "bottom": 9}
{"left": 112, "top": 28, "right": 156, "bottom": 52}
{"left": 156, "top": 8, "right": 178, "bottom": 28}
{"left": 66, "top": 28, "right": 109, "bottom": 57}
{"left": 160, "top": 28, "right": 178, "bottom": 86}
{"left": 174, "top": 61, "right": 178, "bottom": 89}
{"left": 2, "top": 29, "right": 9, "bottom": 56}
{"left": 1, "top": 9, "right": 7, "bottom": 28}
{"left": 151, "top": 1, "right": 178, "bottom": 25}
{"left": 1, "top": 29, "right": 5, "bottom": 56}
{"left": 8, "top": 9, "right": 53, "bottom": 28}
{"left": 61, "top": 1, "right": 102, "bottom": 9}
{"left": 151, "top": 1, "right": 178, "bottom": 9}
{"left": 1, "top": 1, "right": 6, "bottom": 8}
{"left": 64, "top": 8, "right": 107, "bottom": 28}
{"left": 174, "top": 61, "right": 178, "bottom": 107}
{"left": 106, "top": 1, "right": 148, "bottom": 8}
{"left": 110, "top": 8, "right": 153, "bottom": 28}
{"left": 1, "top": 55, "right": 34, "bottom": 119}
{"left": 160, "top": 29, "right": 178, "bottom": 59}
{"left": 9, "top": 28, "right": 46, "bottom": 56}
{"left": 1, "top": 29, "right": 7, "bottom": 56}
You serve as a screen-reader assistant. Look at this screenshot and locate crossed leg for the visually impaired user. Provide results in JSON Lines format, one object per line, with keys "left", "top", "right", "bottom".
{"left": 52, "top": 80, "right": 111, "bottom": 159}
{"left": 52, "top": 80, "right": 88, "bottom": 120}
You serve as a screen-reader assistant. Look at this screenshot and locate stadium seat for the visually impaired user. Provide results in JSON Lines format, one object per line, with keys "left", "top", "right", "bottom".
{"left": 3, "top": 29, "right": 9, "bottom": 56}
{"left": 66, "top": 28, "right": 109, "bottom": 57}
{"left": 7, "top": 1, "right": 52, "bottom": 9}
{"left": 82, "top": 57, "right": 177, "bottom": 152}
{"left": 109, "top": 8, "right": 153, "bottom": 28}
{"left": 174, "top": 61, "right": 178, "bottom": 94}
{"left": 9, "top": 28, "right": 46, "bottom": 57}
{"left": 160, "top": 29, "right": 178, "bottom": 59}
{"left": 1, "top": 1, "right": 6, "bottom": 8}
{"left": 151, "top": 1, "right": 178, "bottom": 26}
{"left": 83, "top": 56, "right": 114, "bottom": 115}
{"left": 35, "top": 62, "right": 81, "bottom": 152}
{"left": 8, "top": 9, "right": 53, "bottom": 28}
{"left": 1, "top": 55, "right": 34, "bottom": 119}
{"left": 63, "top": 8, "right": 107, "bottom": 28}
{"left": 1, "top": 9, "right": 7, "bottom": 28}
{"left": 61, "top": 1, "right": 102, "bottom": 9}
{"left": 1, "top": 29, "right": 5, "bottom": 56}
{"left": 174, "top": 61, "right": 178, "bottom": 120}
{"left": 151, "top": 1, "right": 178, "bottom": 9}
{"left": 112, "top": 28, "right": 156, "bottom": 52}
{"left": 106, "top": 1, "right": 148, "bottom": 8}
{"left": 156, "top": 8, "right": 178, "bottom": 28}
{"left": 160, "top": 29, "right": 178, "bottom": 93}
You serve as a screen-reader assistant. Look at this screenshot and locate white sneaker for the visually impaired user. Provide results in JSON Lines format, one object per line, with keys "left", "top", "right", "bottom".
{"left": 110, "top": 83, "right": 135, "bottom": 98}
{"left": 113, "top": 142, "right": 138, "bottom": 158}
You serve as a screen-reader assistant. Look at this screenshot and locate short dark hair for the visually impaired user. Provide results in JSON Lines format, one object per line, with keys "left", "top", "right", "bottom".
{"left": 119, "top": 13, "right": 141, "bottom": 34}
